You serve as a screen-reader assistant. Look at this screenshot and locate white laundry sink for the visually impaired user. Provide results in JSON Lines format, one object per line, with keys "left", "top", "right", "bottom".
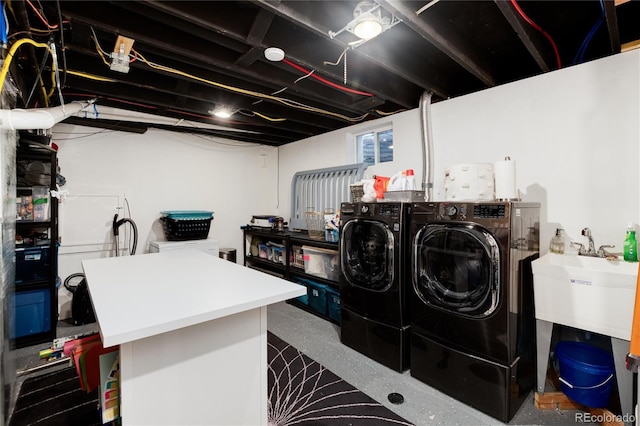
{"left": 532, "top": 253, "right": 639, "bottom": 340}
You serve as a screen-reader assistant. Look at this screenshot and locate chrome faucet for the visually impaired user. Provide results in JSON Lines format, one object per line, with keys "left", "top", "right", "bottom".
{"left": 582, "top": 227, "right": 596, "bottom": 255}
{"left": 571, "top": 227, "right": 616, "bottom": 257}
{"left": 597, "top": 244, "right": 616, "bottom": 257}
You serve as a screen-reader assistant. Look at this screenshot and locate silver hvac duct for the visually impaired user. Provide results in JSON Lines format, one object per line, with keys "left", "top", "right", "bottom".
{"left": 419, "top": 91, "right": 434, "bottom": 201}
{"left": 0, "top": 100, "right": 95, "bottom": 130}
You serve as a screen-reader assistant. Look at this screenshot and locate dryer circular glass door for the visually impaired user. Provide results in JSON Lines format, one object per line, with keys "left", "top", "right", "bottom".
{"left": 413, "top": 223, "right": 500, "bottom": 318}
{"left": 340, "top": 219, "right": 394, "bottom": 291}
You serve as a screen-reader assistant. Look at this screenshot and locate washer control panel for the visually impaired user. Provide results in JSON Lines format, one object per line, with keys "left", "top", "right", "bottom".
{"left": 473, "top": 203, "right": 506, "bottom": 218}
{"left": 341, "top": 202, "right": 404, "bottom": 220}
{"left": 352, "top": 203, "right": 401, "bottom": 220}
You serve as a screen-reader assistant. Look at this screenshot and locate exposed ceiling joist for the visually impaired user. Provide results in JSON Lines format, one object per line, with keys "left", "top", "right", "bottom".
{"left": 379, "top": 0, "right": 497, "bottom": 87}
{"left": 6, "top": 0, "right": 640, "bottom": 146}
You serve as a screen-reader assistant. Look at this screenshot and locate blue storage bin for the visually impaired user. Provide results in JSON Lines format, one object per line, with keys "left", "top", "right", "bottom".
{"left": 326, "top": 286, "right": 340, "bottom": 323}
{"left": 15, "top": 246, "right": 51, "bottom": 284}
{"left": 306, "top": 280, "right": 327, "bottom": 316}
{"left": 292, "top": 277, "right": 309, "bottom": 305}
{"left": 10, "top": 289, "right": 51, "bottom": 339}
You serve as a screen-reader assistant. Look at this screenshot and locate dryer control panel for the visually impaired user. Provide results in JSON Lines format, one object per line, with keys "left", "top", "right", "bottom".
{"left": 435, "top": 202, "right": 509, "bottom": 221}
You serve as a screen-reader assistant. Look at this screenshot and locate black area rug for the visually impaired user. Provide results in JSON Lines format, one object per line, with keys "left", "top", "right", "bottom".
{"left": 268, "top": 332, "right": 414, "bottom": 425}
{"left": 9, "top": 333, "right": 414, "bottom": 426}
{"left": 9, "top": 367, "right": 101, "bottom": 426}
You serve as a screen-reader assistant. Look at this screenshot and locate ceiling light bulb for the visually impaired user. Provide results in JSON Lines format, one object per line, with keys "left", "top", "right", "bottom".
{"left": 353, "top": 19, "right": 383, "bottom": 40}
{"left": 210, "top": 107, "right": 234, "bottom": 118}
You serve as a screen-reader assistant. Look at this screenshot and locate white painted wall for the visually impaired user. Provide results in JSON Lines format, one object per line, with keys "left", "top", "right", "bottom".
{"left": 279, "top": 49, "right": 640, "bottom": 258}
{"left": 53, "top": 126, "right": 278, "bottom": 318}
{"left": 54, "top": 49, "right": 640, "bottom": 318}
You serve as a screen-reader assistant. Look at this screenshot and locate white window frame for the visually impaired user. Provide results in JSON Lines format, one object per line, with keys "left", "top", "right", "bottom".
{"left": 354, "top": 125, "right": 393, "bottom": 166}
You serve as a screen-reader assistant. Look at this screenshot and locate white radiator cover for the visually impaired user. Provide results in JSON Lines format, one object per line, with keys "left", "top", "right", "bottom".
{"left": 290, "top": 163, "right": 367, "bottom": 230}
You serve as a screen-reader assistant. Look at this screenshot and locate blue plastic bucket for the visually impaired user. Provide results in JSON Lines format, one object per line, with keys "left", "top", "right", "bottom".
{"left": 555, "top": 341, "right": 615, "bottom": 408}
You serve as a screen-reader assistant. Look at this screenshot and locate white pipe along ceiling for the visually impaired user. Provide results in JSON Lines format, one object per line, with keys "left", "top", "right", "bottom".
{"left": 0, "top": 100, "right": 96, "bottom": 130}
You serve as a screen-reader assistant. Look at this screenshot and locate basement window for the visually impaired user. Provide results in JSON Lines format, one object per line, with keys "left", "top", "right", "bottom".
{"left": 355, "top": 127, "right": 393, "bottom": 166}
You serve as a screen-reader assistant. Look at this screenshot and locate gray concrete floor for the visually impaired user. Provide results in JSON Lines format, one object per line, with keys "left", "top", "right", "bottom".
{"left": 267, "top": 301, "right": 589, "bottom": 426}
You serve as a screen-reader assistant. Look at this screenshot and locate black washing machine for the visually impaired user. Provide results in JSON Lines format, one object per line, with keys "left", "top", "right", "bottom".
{"left": 339, "top": 201, "right": 411, "bottom": 372}
{"left": 409, "top": 201, "right": 539, "bottom": 422}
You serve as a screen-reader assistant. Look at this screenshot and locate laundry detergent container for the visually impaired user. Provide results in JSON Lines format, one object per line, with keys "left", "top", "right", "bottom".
{"left": 555, "top": 341, "right": 615, "bottom": 408}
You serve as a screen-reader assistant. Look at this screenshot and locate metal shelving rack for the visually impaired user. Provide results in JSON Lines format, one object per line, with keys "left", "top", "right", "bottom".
{"left": 12, "top": 139, "right": 59, "bottom": 348}
{"left": 242, "top": 226, "right": 340, "bottom": 325}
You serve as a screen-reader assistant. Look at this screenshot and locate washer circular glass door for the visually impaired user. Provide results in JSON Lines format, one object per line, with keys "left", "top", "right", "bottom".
{"left": 413, "top": 223, "right": 500, "bottom": 318}
{"left": 340, "top": 219, "right": 394, "bottom": 291}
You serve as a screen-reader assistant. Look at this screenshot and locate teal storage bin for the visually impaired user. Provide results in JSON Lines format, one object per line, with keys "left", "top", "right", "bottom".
{"left": 292, "top": 277, "right": 309, "bottom": 305}
{"left": 326, "top": 286, "right": 340, "bottom": 323}
{"left": 306, "top": 280, "right": 328, "bottom": 316}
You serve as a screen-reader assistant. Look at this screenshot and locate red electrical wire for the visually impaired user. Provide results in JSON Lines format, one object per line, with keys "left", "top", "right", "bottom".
{"left": 510, "top": 0, "right": 562, "bottom": 69}
{"left": 282, "top": 58, "right": 374, "bottom": 97}
{"left": 26, "top": 0, "right": 70, "bottom": 30}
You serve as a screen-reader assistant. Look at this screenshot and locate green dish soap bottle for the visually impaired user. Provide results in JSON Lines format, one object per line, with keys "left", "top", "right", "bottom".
{"left": 624, "top": 223, "right": 638, "bottom": 262}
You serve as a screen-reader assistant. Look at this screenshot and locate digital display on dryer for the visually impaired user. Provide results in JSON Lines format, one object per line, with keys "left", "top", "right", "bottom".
{"left": 474, "top": 204, "right": 506, "bottom": 218}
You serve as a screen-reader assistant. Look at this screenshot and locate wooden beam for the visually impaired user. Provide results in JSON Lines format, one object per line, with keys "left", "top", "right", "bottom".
{"left": 112, "top": 35, "right": 135, "bottom": 57}
{"left": 622, "top": 40, "right": 640, "bottom": 52}
{"left": 534, "top": 391, "right": 585, "bottom": 411}
{"left": 603, "top": 0, "right": 621, "bottom": 53}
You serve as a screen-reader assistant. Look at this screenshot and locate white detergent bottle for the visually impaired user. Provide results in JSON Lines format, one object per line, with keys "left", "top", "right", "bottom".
{"left": 387, "top": 171, "right": 406, "bottom": 191}
{"left": 406, "top": 169, "right": 416, "bottom": 190}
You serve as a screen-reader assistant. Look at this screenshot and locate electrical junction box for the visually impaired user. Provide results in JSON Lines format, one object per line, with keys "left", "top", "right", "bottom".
{"left": 110, "top": 57, "right": 130, "bottom": 73}
{"left": 110, "top": 35, "right": 134, "bottom": 73}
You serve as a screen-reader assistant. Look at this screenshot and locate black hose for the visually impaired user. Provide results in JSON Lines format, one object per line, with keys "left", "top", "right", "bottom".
{"left": 113, "top": 215, "right": 138, "bottom": 256}
{"left": 120, "top": 218, "right": 138, "bottom": 255}
{"left": 63, "top": 272, "right": 86, "bottom": 293}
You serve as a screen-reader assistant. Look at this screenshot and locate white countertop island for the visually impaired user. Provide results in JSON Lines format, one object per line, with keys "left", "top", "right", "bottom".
{"left": 82, "top": 249, "right": 305, "bottom": 425}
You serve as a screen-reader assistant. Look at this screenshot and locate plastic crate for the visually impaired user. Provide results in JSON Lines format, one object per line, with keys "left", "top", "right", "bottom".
{"left": 271, "top": 245, "right": 286, "bottom": 265}
{"left": 304, "top": 210, "right": 325, "bottom": 240}
{"left": 258, "top": 243, "right": 269, "bottom": 259}
{"left": 15, "top": 246, "right": 51, "bottom": 284}
{"left": 160, "top": 210, "right": 213, "bottom": 241}
{"left": 10, "top": 289, "right": 51, "bottom": 339}
{"left": 302, "top": 245, "right": 339, "bottom": 281}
